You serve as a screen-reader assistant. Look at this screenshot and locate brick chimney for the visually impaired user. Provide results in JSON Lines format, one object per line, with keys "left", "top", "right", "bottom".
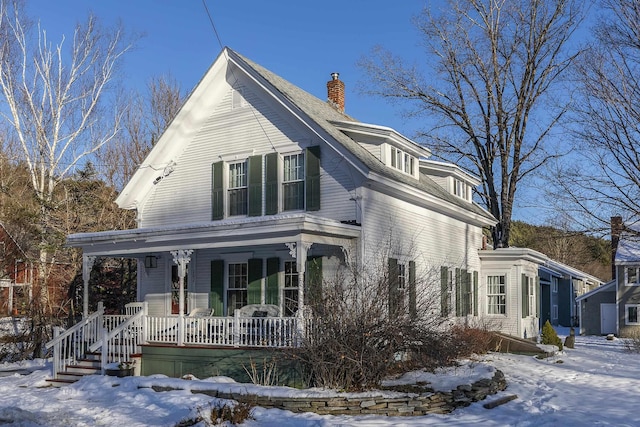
{"left": 327, "top": 72, "right": 345, "bottom": 113}
{"left": 611, "top": 216, "right": 623, "bottom": 280}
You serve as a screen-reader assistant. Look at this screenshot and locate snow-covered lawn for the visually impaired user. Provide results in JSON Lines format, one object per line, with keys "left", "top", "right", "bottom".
{"left": 0, "top": 329, "right": 638, "bottom": 426}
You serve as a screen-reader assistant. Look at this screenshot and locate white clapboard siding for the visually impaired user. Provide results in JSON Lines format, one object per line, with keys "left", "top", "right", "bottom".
{"left": 140, "top": 78, "right": 357, "bottom": 228}
{"left": 361, "top": 187, "right": 483, "bottom": 272}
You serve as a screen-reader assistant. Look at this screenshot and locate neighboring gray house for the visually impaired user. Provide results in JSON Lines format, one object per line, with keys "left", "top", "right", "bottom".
{"left": 539, "top": 259, "right": 602, "bottom": 328}
{"left": 577, "top": 217, "right": 640, "bottom": 337}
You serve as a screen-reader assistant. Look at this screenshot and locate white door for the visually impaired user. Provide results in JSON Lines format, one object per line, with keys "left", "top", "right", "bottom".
{"left": 600, "top": 303, "right": 617, "bottom": 335}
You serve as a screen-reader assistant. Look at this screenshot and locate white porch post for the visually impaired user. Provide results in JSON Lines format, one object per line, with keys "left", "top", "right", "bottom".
{"left": 82, "top": 255, "right": 96, "bottom": 318}
{"left": 286, "top": 241, "right": 312, "bottom": 312}
{"left": 171, "top": 249, "right": 193, "bottom": 346}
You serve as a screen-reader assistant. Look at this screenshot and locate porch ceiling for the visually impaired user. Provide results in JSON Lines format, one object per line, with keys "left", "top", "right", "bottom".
{"left": 67, "top": 213, "right": 361, "bottom": 257}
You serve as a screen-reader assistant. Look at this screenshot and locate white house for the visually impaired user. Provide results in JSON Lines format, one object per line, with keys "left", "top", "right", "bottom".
{"left": 50, "top": 47, "right": 572, "bottom": 382}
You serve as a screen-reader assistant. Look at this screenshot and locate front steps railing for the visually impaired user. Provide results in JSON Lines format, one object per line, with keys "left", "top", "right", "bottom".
{"left": 45, "top": 302, "right": 304, "bottom": 381}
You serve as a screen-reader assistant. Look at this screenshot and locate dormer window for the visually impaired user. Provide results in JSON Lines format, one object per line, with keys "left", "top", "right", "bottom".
{"left": 390, "top": 147, "right": 415, "bottom": 175}
{"left": 453, "top": 178, "right": 469, "bottom": 201}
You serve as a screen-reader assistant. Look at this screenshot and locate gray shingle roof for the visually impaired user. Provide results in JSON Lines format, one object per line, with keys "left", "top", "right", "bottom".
{"left": 227, "top": 48, "right": 496, "bottom": 223}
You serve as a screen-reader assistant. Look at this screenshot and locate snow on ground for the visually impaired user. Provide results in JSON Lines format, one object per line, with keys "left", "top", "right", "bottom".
{"left": 0, "top": 328, "right": 638, "bottom": 426}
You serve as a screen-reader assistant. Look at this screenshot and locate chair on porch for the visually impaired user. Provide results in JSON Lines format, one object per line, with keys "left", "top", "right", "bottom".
{"left": 185, "top": 307, "right": 215, "bottom": 341}
{"left": 236, "top": 304, "right": 280, "bottom": 346}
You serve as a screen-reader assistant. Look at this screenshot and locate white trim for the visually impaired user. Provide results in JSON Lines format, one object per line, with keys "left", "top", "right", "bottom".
{"left": 625, "top": 304, "right": 640, "bottom": 325}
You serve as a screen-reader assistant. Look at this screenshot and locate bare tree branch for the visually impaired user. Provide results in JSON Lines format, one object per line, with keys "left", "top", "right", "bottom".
{"left": 360, "top": 0, "right": 586, "bottom": 247}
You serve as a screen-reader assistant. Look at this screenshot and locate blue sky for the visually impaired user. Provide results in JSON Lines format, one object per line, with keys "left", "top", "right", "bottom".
{"left": 26, "top": 0, "right": 555, "bottom": 224}
{"left": 28, "top": 0, "right": 425, "bottom": 137}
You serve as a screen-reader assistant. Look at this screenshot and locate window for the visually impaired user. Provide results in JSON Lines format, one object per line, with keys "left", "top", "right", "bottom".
{"left": 453, "top": 178, "right": 468, "bottom": 200}
{"left": 625, "top": 267, "right": 640, "bottom": 286}
{"left": 552, "top": 277, "right": 558, "bottom": 293}
{"left": 552, "top": 304, "right": 558, "bottom": 320}
{"left": 284, "top": 261, "right": 299, "bottom": 316}
{"left": 227, "top": 263, "right": 248, "bottom": 315}
{"left": 390, "top": 147, "right": 415, "bottom": 175}
{"left": 397, "top": 263, "right": 407, "bottom": 291}
{"left": 528, "top": 276, "right": 536, "bottom": 316}
{"left": 626, "top": 305, "right": 640, "bottom": 325}
{"left": 228, "top": 161, "right": 247, "bottom": 216}
{"left": 487, "top": 275, "right": 506, "bottom": 315}
{"left": 283, "top": 153, "right": 305, "bottom": 210}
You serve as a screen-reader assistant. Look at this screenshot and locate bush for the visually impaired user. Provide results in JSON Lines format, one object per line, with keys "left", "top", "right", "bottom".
{"left": 176, "top": 401, "right": 254, "bottom": 427}
{"left": 541, "top": 320, "right": 563, "bottom": 351}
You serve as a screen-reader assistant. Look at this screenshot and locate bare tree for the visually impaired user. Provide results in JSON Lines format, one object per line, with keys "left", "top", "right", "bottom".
{"left": 0, "top": 1, "right": 133, "bottom": 275}
{"left": 553, "top": 0, "right": 640, "bottom": 229}
{"left": 98, "top": 74, "right": 184, "bottom": 192}
{"left": 360, "top": 0, "right": 586, "bottom": 248}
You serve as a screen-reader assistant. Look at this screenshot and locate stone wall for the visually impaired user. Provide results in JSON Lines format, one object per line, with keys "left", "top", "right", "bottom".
{"left": 150, "top": 370, "right": 507, "bottom": 417}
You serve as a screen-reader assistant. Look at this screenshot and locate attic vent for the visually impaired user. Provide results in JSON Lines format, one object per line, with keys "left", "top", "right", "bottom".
{"left": 232, "top": 88, "right": 247, "bottom": 109}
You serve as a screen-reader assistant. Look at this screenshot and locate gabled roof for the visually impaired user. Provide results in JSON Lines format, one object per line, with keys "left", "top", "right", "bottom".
{"left": 117, "top": 47, "right": 495, "bottom": 225}
{"left": 615, "top": 223, "right": 640, "bottom": 265}
{"left": 542, "top": 259, "right": 604, "bottom": 285}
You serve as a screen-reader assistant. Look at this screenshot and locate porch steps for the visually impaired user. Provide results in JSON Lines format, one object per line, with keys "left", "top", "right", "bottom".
{"left": 46, "top": 352, "right": 102, "bottom": 387}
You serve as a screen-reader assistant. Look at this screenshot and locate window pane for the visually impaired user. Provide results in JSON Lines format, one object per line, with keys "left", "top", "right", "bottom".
{"left": 629, "top": 306, "right": 638, "bottom": 324}
{"left": 227, "top": 263, "right": 248, "bottom": 316}
{"left": 283, "top": 181, "right": 304, "bottom": 211}
{"left": 284, "top": 261, "right": 299, "bottom": 316}
{"left": 487, "top": 275, "right": 506, "bottom": 314}
{"left": 629, "top": 268, "right": 639, "bottom": 284}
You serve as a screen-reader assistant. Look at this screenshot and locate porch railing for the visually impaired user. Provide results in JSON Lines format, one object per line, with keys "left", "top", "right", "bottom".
{"left": 146, "top": 313, "right": 301, "bottom": 348}
{"left": 45, "top": 302, "right": 105, "bottom": 379}
{"left": 89, "top": 305, "right": 146, "bottom": 373}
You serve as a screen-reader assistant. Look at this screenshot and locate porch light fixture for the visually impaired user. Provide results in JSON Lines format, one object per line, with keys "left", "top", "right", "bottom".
{"left": 144, "top": 255, "right": 158, "bottom": 269}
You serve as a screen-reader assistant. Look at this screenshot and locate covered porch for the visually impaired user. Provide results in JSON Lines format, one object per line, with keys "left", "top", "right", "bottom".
{"left": 49, "top": 215, "right": 360, "bottom": 380}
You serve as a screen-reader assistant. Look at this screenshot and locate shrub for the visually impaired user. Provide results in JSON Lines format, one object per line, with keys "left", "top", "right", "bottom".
{"left": 208, "top": 402, "right": 254, "bottom": 425}
{"left": 541, "top": 320, "right": 563, "bottom": 351}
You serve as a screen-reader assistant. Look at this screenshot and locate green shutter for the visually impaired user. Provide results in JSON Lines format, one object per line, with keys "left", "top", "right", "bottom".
{"left": 455, "top": 268, "right": 462, "bottom": 317}
{"left": 305, "top": 146, "right": 320, "bottom": 211}
{"left": 211, "top": 161, "right": 224, "bottom": 220}
{"left": 248, "top": 259, "right": 263, "bottom": 304}
{"left": 473, "top": 271, "right": 478, "bottom": 316}
{"left": 266, "top": 257, "right": 279, "bottom": 305}
{"left": 388, "top": 258, "right": 399, "bottom": 317}
{"left": 248, "top": 155, "right": 262, "bottom": 217}
{"left": 522, "top": 274, "right": 529, "bottom": 318}
{"left": 409, "top": 260, "right": 417, "bottom": 319}
{"left": 305, "top": 256, "right": 323, "bottom": 307}
{"left": 265, "top": 152, "right": 278, "bottom": 215}
{"left": 210, "top": 260, "right": 224, "bottom": 316}
{"left": 441, "top": 266, "right": 449, "bottom": 317}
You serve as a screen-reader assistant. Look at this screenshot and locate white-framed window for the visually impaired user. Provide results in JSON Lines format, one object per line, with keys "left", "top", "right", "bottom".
{"left": 283, "top": 153, "right": 305, "bottom": 211}
{"left": 397, "top": 263, "right": 407, "bottom": 291}
{"left": 552, "top": 277, "right": 558, "bottom": 293}
{"left": 626, "top": 304, "right": 640, "bottom": 325}
{"left": 283, "top": 261, "right": 299, "bottom": 316}
{"left": 228, "top": 161, "right": 248, "bottom": 216}
{"left": 390, "top": 147, "right": 415, "bottom": 175}
{"left": 528, "top": 276, "right": 536, "bottom": 316}
{"left": 625, "top": 267, "right": 640, "bottom": 286}
{"left": 453, "top": 178, "right": 469, "bottom": 200}
{"left": 552, "top": 304, "right": 558, "bottom": 320}
{"left": 227, "top": 263, "right": 248, "bottom": 315}
{"left": 487, "top": 275, "right": 506, "bottom": 315}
